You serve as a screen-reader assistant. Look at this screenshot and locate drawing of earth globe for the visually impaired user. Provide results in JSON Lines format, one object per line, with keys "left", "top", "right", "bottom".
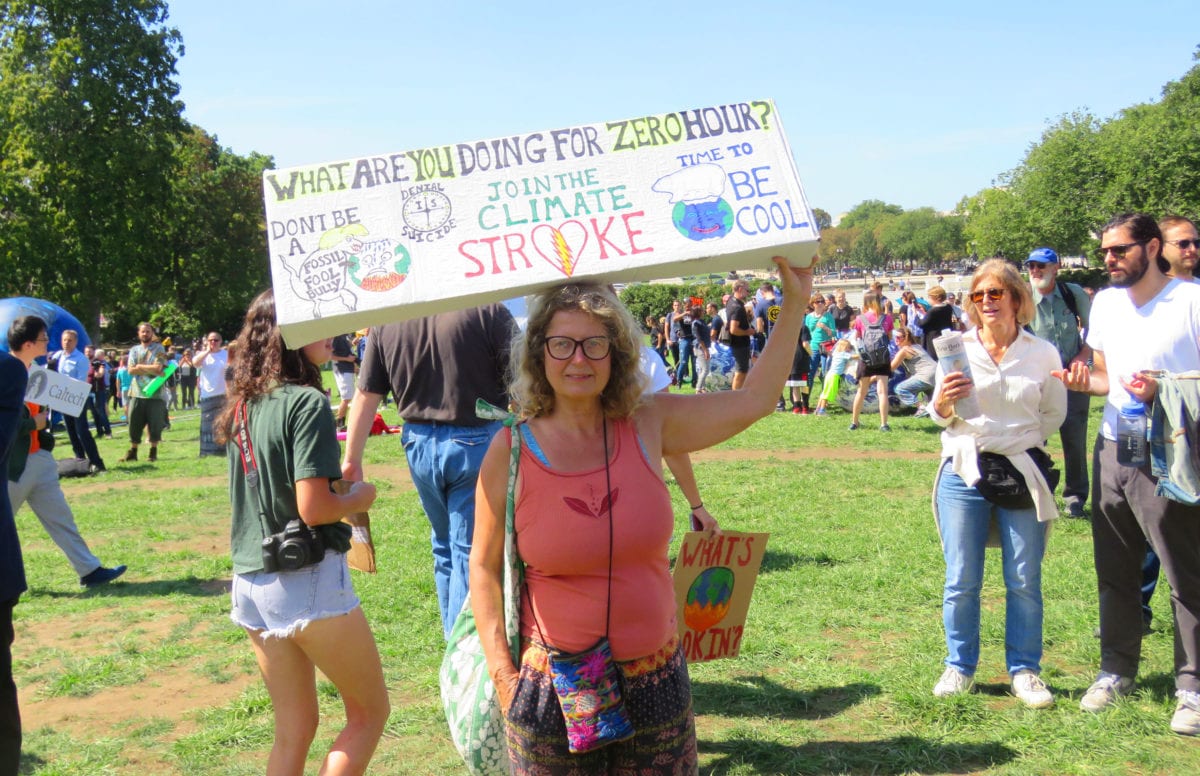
{"left": 349, "top": 244, "right": 412, "bottom": 292}
{"left": 683, "top": 566, "right": 734, "bottom": 632}
{"left": 672, "top": 199, "right": 733, "bottom": 241}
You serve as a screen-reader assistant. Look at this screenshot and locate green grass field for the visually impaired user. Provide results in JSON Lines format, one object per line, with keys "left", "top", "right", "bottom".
{"left": 9, "top": 393, "right": 1198, "bottom": 774}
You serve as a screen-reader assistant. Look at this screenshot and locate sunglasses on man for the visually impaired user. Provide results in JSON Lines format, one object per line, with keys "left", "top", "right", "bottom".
{"left": 1092, "top": 241, "right": 1146, "bottom": 261}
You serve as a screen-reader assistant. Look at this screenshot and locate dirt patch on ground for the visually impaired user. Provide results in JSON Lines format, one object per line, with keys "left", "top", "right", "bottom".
{"left": 19, "top": 659, "right": 257, "bottom": 735}
{"left": 16, "top": 608, "right": 257, "bottom": 735}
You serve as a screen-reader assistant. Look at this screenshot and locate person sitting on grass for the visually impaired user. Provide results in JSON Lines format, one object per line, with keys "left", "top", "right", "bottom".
{"left": 891, "top": 327, "right": 937, "bottom": 417}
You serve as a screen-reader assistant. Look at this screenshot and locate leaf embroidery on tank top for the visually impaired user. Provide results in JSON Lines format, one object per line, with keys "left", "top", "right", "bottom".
{"left": 562, "top": 488, "right": 620, "bottom": 519}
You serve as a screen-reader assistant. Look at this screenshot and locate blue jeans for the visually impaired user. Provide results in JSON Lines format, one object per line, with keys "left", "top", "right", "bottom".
{"left": 895, "top": 375, "right": 933, "bottom": 407}
{"left": 402, "top": 420, "right": 502, "bottom": 639}
{"left": 90, "top": 388, "right": 111, "bottom": 436}
{"left": 805, "top": 351, "right": 827, "bottom": 394}
{"left": 936, "top": 463, "right": 1047, "bottom": 675}
{"left": 675, "top": 338, "right": 695, "bottom": 386}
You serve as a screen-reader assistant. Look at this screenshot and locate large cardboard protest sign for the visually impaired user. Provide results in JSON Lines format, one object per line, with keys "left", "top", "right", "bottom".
{"left": 24, "top": 365, "right": 89, "bottom": 417}
{"left": 263, "top": 100, "right": 818, "bottom": 346}
{"left": 672, "top": 531, "right": 769, "bottom": 663}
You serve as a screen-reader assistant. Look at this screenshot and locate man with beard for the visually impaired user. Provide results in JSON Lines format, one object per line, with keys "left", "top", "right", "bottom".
{"left": 1160, "top": 215, "right": 1198, "bottom": 282}
{"left": 1027, "top": 248, "right": 1092, "bottom": 518}
{"left": 119, "top": 323, "right": 169, "bottom": 463}
{"left": 1057, "top": 213, "right": 1200, "bottom": 736}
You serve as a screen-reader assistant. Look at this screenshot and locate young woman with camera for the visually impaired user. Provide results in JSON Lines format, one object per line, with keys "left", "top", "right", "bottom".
{"left": 217, "top": 289, "right": 388, "bottom": 776}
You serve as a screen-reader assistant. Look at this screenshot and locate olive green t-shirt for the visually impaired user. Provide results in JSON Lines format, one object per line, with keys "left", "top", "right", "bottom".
{"left": 227, "top": 384, "right": 347, "bottom": 574}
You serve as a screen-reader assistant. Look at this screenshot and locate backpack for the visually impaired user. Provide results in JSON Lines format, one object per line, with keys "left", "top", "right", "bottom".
{"left": 859, "top": 316, "right": 890, "bottom": 369}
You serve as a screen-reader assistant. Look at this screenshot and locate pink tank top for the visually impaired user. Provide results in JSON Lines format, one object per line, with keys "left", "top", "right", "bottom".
{"left": 515, "top": 418, "right": 676, "bottom": 660}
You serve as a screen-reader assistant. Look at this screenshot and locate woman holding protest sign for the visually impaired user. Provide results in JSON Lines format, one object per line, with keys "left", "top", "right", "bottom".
{"left": 217, "top": 289, "right": 389, "bottom": 776}
{"left": 470, "top": 255, "right": 814, "bottom": 773}
{"left": 926, "top": 260, "right": 1066, "bottom": 709}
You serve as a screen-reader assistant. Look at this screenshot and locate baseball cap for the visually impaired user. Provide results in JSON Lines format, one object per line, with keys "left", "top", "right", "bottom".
{"left": 1027, "top": 247, "right": 1059, "bottom": 265}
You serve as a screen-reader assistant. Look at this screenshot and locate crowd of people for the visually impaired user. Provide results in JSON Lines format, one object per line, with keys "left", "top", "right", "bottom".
{"left": 2, "top": 211, "right": 1200, "bottom": 774}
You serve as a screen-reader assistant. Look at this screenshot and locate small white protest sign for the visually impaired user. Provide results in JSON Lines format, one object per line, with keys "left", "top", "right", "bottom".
{"left": 263, "top": 99, "right": 819, "bottom": 346}
{"left": 24, "top": 365, "right": 90, "bottom": 417}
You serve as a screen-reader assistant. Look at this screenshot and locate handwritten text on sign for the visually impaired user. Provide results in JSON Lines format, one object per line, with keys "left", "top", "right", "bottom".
{"left": 671, "top": 531, "right": 769, "bottom": 663}
{"left": 263, "top": 100, "right": 817, "bottom": 347}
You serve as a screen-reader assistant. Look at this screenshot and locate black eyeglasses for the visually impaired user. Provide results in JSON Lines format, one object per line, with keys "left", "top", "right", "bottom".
{"left": 968, "top": 288, "right": 1006, "bottom": 304}
{"left": 1093, "top": 241, "right": 1146, "bottom": 261}
{"left": 1168, "top": 239, "right": 1200, "bottom": 251}
{"left": 1026, "top": 261, "right": 1050, "bottom": 270}
{"left": 545, "top": 336, "right": 611, "bottom": 360}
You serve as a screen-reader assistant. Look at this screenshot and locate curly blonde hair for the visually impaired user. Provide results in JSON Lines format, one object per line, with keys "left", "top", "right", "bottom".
{"left": 509, "top": 284, "right": 647, "bottom": 419}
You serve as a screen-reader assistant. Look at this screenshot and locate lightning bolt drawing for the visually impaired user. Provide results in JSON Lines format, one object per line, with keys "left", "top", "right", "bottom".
{"left": 552, "top": 229, "right": 573, "bottom": 276}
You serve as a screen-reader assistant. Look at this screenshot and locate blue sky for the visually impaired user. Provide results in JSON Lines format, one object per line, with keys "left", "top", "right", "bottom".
{"left": 169, "top": 0, "right": 1199, "bottom": 219}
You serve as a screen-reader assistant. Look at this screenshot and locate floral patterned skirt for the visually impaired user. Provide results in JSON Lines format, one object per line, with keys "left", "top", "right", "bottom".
{"left": 506, "top": 636, "right": 698, "bottom": 775}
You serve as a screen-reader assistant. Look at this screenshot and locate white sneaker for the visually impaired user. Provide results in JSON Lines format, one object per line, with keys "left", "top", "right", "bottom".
{"left": 1171, "top": 690, "right": 1200, "bottom": 736}
{"left": 1080, "top": 672, "right": 1135, "bottom": 712}
{"left": 1011, "top": 669, "right": 1054, "bottom": 709}
{"left": 933, "top": 666, "right": 974, "bottom": 697}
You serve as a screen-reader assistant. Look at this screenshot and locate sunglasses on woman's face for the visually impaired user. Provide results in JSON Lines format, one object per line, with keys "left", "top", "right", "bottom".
{"left": 968, "top": 287, "right": 1006, "bottom": 304}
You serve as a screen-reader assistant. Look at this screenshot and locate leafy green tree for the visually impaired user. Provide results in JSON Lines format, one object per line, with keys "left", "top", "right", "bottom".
{"left": 849, "top": 226, "right": 888, "bottom": 270}
{"left": 839, "top": 199, "right": 904, "bottom": 231}
{"left": 154, "top": 125, "right": 273, "bottom": 338}
{"left": 811, "top": 207, "right": 833, "bottom": 231}
{"left": 816, "top": 225, "right": 858, "bottom": 267}
{"left": 0, "top": 0, "right": 185, "bottom": 340}
{"left": 959, "top": 189, "right": 1033, "bottom": 261}
{"left": 877, "top": 208, "right": 963, "bottom": 269}
{"left": 619, "top": 283, "right": 684, "bottom": 336}
{"left": 1006, "top": 111, "right": 1106, "bottom": 254}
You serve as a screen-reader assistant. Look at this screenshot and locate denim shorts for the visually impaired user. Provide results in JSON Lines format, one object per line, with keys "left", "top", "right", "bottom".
{"left": 230, "top": 551, "right": 360, "bottom": 639}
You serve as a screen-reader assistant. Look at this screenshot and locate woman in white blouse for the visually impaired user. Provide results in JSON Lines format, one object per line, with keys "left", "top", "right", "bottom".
{"left": 927, "top": 259, "right": 1067, "bottom": 709}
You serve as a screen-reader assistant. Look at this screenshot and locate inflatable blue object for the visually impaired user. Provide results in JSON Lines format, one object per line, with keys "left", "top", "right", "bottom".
{"left": 0, "top": 297, "right": 90, "bottom": 353}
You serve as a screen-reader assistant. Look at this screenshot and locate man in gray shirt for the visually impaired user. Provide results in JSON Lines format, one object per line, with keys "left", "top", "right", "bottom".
{"left": 1027, "top": 247, "right": 1091, "bottom": 518}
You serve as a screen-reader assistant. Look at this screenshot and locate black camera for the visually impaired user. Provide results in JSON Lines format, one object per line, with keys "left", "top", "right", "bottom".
{"left": 261, "top": 519, "right": 326, "bottom": 573}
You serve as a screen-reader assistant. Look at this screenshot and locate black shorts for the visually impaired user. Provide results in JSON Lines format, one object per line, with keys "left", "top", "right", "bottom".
{"left": 730, "top": 344, "right": 751, "bottom": 374}
{"left": 788, "top": 345, "right": 811, "bottom": 382}
{"left": 857, "top": 360, "right": 892, "bottom": 379}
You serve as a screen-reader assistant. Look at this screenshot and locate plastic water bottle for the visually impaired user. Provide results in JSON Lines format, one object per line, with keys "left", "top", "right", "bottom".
{"left": 931, "top": 330, "right": 981, "bottom": 419}
{"left": 1116, "top": 400, "right": 1147, "bottom": 467}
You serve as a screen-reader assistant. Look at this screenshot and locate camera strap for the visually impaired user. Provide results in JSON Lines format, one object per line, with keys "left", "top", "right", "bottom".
{"left": 234, "top": 400, "right": 260, "bottom": 490}
{"left": 234, "top": 399, "right": 285, "bottom": 551}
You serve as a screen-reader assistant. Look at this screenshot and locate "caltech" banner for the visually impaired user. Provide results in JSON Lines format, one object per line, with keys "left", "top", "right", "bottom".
{"left": 263, "top": 99, "right": 819, "bottom": 346}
